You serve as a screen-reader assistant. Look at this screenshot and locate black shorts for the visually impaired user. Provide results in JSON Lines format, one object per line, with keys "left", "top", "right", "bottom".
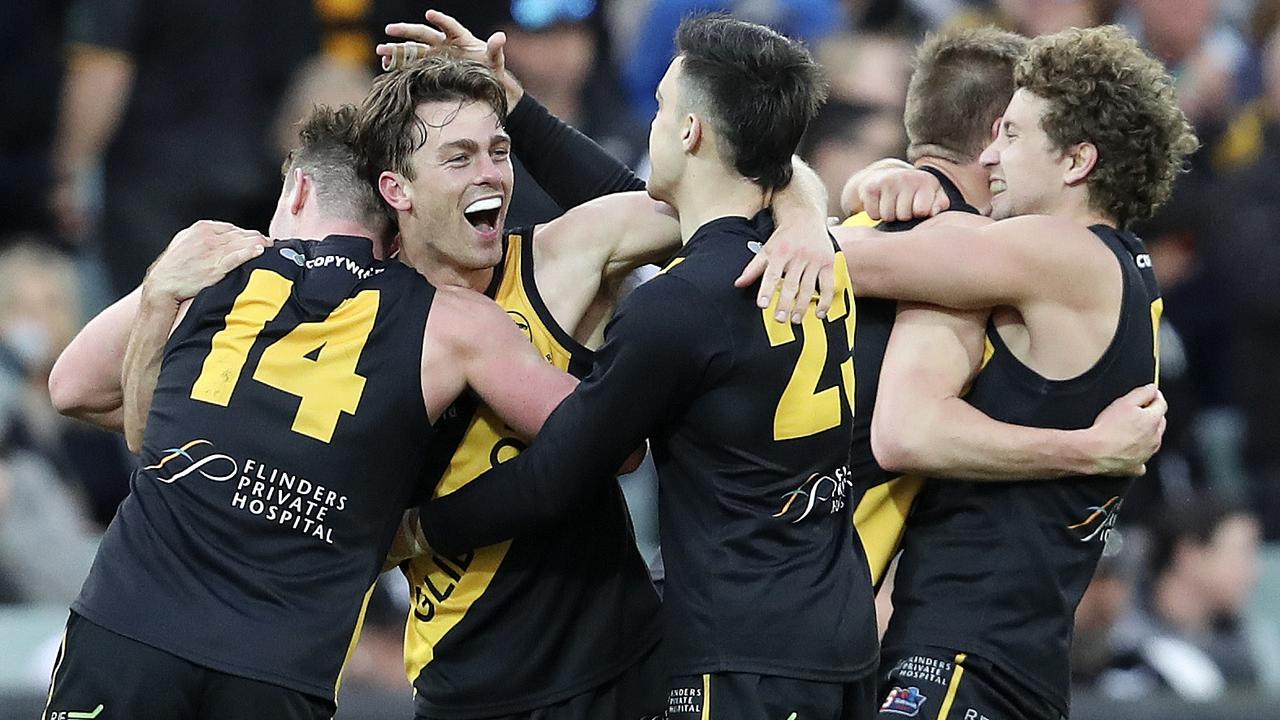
{"left": 876, "top": 647, "right": 1063, "bottom": 720}
{"left": 43, "top": 612, "right": 334, "bottom": 720}
{"left": 666, "top": 672, "right": 876, "bottom": 720}
{"left": 419, "top": 641, "right": 666, "bottom": 720}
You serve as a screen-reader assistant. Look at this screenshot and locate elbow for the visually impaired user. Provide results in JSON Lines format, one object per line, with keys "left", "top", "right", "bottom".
{"left": 871, "top": 414, "right": 933, "bottom": 475}
{"left": 47, "top": 357, "right": 88, "bottom": 417}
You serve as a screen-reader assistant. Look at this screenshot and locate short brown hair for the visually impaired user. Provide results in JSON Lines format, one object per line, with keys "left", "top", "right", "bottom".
{"left": 1016, "top": 25, "right": 1200, "bottom": 227}
{"left": 676, "top": 14, "right": 828, "bottom": 189}
{"left": 903, "top": 27, "right": 1029, "bottom": 164}
{"left": 282, "top": 105, "right": 394, "bottom": 241}
{"left": 354, "top": 56, "right": 508, "bottom": 185}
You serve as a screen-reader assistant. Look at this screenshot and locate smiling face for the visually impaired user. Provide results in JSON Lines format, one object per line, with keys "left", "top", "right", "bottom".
{"left": 979, "top": 88, "right": 1078, "bottom": 220}
{"left": 391, "top": 99, "right": 513, "bottom": 273}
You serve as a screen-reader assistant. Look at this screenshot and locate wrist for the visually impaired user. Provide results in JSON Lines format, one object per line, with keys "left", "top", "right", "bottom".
{"left": 140, "top": 273, "right": 183, "bottom": 309}
{"left": 1063, "top": 427, "right": 1105, "bottom": 475}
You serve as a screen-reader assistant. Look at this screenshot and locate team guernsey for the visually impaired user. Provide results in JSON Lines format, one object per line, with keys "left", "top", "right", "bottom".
{"left": 402, "top": 228, "right": 663, "bottom": 718}
{"left": 848, "top": 167, "right": 981, "bottom": 587}
{"left": 73, "top": 236, "right": 436, "bottom": 700}
{"left": 882, "top": 225, "right": 1162, "bottom": 714}
{"left": 419, "top": 212, "right": 879, "bottom": 685}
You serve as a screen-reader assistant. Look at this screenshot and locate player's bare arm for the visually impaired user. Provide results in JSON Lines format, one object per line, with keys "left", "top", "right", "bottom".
{"left": 873, "top": 302, "right": 1165, "bottom": 480}
{"left": 49, "top": 221, "right": 271, "bottom": 432}
{"left": 420, "top": 286, "right": 578, "bottom": 439}
{"left": 832, "top": 212, "right": 1116, "bottom": 310}
{"left": 120, "top": 222, "right": 270, "bottom": 451}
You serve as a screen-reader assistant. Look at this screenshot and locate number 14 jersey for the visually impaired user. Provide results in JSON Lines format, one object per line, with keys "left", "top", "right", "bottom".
{"left": 74, "top": 236, "right": 436, "bottom": 701}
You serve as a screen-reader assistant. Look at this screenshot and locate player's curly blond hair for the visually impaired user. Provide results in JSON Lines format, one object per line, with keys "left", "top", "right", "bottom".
{"left": 1015, "top": 25, "right": 1200, "bottom": 228}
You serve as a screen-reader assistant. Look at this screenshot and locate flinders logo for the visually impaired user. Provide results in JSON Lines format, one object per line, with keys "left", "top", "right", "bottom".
{"left": 144, "top": 439, "right": 238, "bottom": 484}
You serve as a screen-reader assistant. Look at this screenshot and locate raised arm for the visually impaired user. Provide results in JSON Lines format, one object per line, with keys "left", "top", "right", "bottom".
{"left": 871, "top": 303, "right": 1165, "bottom": 480}
{"left": 418, "top": 276, "right": 719, "bottom": 554}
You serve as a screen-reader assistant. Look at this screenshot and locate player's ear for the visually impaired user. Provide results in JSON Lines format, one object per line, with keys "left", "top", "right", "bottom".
{"left": 682, "top": 114, "right": 702, "bottom": 154}
{"left": 378, "top": 171, "right": 413, "bottom": 212}
{"left": 289, "top": 168, "right": 308, "bottom": 216}
{"left": 1063, "top": 142, "right": 1098, "bottom": 186}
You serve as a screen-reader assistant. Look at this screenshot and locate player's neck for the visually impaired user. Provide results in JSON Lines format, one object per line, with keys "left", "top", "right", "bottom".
{"left": 1046, "top": 190, "right": 1115, "bottom": 230}
{"left": 295, "top": 219, "right": 382, "bottom": 257}
{"left": 671, "top": 167, "right": 766, "bottom": 243}
{"left": 914, "top": 157, "right": 990, "bottom": 215}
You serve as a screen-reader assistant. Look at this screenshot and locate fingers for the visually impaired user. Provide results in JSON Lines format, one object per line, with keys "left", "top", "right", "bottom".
{"left": 771, "top": 259, "right": 803, "bottom": 322}
{"left": 911, "top": 186, "right": 935, "bottom": 218}
{"left": 216, "top": 242, "right": 266, "bottom": 274}
{"left": 788, "top": 262, "right": 821, "bottom": 324}
{"left": 734, "top": 251, "right": 767, "bottom": 289}
{"left": 1123, "top": 382, "right": 1159, "bottom": 406}
{"left": 377, "top": 41, "right": 432, "bottom": 71}
{"left": 814, "top": 263, "right": 836, "bottom": 320}
{"left": 930, "top": 188, "right": 951, "bottom": 216}
{"left": 1149, "top": 389, "right": 1168, "bottom": 416}
{"left": 894, "top": 186, "right": 914, "bottom": 222}
{"left": 759, "top": 259, "right": 785, "bottom": 314}
{"left": 384, "top": 22, "right": 445, "bottom": 44}
{"left": 860, "top": 185, "right": 880, "bottom": 220}
{"left": 424, "top": 9, "right": 473, "bottom": 41}
{"left": 877, "top": 189, "right": 896, "bottom": 224}
{"left": 486, "top": 32, "right": 506, "bottom": 69}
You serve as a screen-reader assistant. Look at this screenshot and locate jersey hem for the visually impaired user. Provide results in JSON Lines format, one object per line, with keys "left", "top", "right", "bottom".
{"left": 71, "top": 603, "right": 338, "bottom": 702}
{"left": 880, "top": 636, "right": 1068, "bottom": 715}
{"left": 668, "top": 652, "right": 879, "bottom": 684}
{"left": 412, "top": 632, "right": 661, "bottom": 719}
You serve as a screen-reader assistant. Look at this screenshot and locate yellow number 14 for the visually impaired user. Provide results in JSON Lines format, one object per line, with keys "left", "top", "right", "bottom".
{"left": 190, "top": 269, "right": 379, "bottom": 443}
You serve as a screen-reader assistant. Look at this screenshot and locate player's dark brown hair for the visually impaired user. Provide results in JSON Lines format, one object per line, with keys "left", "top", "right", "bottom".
{"left": 353, "top": 55, "right": 508, "bottom": 184}
{"left": 675, "top": 14, "right": 828, "bottom": 189}
{"left": 903, "top": 27, "right": 1028, "bottom": 164}
{"left": 282, "top": 104, "right": 394, "bottom": 242}
{"left": 1015, "top": 25, "right": 1200, "bottom": 227}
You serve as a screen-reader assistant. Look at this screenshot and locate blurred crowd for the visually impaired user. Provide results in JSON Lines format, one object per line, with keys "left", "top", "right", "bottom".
{"left": 1, "top": 0, "right": 1278, "bottom": 707}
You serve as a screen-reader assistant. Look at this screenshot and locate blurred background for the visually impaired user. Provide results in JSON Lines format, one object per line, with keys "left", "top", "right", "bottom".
{"left": 1, "top": 0, "right": 1278, "bottom": 717}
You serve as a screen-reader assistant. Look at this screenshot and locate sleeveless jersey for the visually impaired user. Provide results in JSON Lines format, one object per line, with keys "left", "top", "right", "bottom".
{"left": 74, "top": 236, "right": 436, "bottom": 700}
{"left": 883, "top": 225, "right": 1162, "bottom": 713}
{"left": 402, "top": 228, "right": 663, "bottom": 718}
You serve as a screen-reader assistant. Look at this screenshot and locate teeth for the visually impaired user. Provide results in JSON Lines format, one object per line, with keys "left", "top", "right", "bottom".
{"left": 465, "top": 197, "right": 502, "bottom": 214}
{"left": 989, "top": 179, "right": 1007, "bottom": 194}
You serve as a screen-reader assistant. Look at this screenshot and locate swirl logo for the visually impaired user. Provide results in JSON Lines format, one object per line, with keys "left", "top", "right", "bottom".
{"left": 143, "top": 439, "right": 238, "bottom": 484}
{"left": 774, "top": 472, "right": 844, "bottom": 524}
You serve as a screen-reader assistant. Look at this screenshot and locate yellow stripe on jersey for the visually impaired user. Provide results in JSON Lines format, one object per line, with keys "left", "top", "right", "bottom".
{"left": 402, "top": 232, "right": 585, "bottom": 683}
{"left": 842, "top": 211, "right": 880, "bottom": 227}
{"left": 1150, "top": 298, "right": 1163, "bottom": 385}
{"left": 334, "top": 582, "right": 377, "bottom": 702}
{"left": 701, "top": 674, "right": 711, "bottom": 720}
{"left": 854, "top": 475, "right": 925, "bottom": 587}
{"left": 937, "top": 653, "right": 968, "bottom": 720}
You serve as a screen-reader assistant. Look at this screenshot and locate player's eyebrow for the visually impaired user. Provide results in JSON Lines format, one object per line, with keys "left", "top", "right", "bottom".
{"left": 438, "top": 138, "right": 480, "bottom": 156}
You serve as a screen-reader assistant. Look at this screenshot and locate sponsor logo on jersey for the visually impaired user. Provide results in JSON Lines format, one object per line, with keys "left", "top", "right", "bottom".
{"left": 881, "top": 686, "right": 927, "bottom": 716}
{"left": 1067, "top": 495, "right": 1123, "bottom": 543}
{"left": 144, "top": 439, "right": 237, "bottom": 483}
{"left": 774, "top": 465, "right": 853, "bottom": 523}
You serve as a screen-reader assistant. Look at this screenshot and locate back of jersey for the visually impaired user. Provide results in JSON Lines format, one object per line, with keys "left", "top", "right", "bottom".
{"left": 653, "top": 212, "right": 878, "bottom": 681}
{"left": 74, "top": 236, "right": 436, "bottom": 700}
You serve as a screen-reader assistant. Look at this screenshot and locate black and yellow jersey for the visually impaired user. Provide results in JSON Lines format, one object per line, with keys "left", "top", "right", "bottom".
{"left": 419, "top": 211, "right": 879, "bottom": 683}
{"left": 883, "top": 225, "right": 1162, "bottom": 715}
{"left": 404, "top": 227, "right": 662, "bottom": 718}
{"left": 846, "top": 167, "right": 981, "bottom": 587}
{"left": 73, "top": 236, "right": 435, "bottom": 700}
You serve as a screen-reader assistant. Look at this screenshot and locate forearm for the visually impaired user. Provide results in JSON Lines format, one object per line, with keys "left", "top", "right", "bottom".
{"left": 121, "top": 286, "right": 180, "bottom": 453}
{"left": 875, "top": 397, "right": 1099, "bottom": 480}
{"left": 772, "top": 157, "right": 828, "bottom": 225}
{"left": 48, "top": 288, "right": 141, "bottom": 429}
{"left": 53, "top": 46, "right": 134, "bottom": 180}
{"left": 505, "top": 93, "right": 645, "bottom": 210}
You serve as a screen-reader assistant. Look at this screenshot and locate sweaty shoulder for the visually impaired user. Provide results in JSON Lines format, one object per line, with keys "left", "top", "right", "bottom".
{"left": 914, "top": 210, "right": 993, "bottom": 231}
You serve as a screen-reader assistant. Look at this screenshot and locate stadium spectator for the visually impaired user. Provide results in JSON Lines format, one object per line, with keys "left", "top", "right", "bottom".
{"left": 797, "top": 100, "right": 906, "bottom": 216}
{"left": 50, "top": 0, "right": 316, "bottom": 295}
{"left": 1106, "top": 499, "right": 1265, "bottom": 699}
